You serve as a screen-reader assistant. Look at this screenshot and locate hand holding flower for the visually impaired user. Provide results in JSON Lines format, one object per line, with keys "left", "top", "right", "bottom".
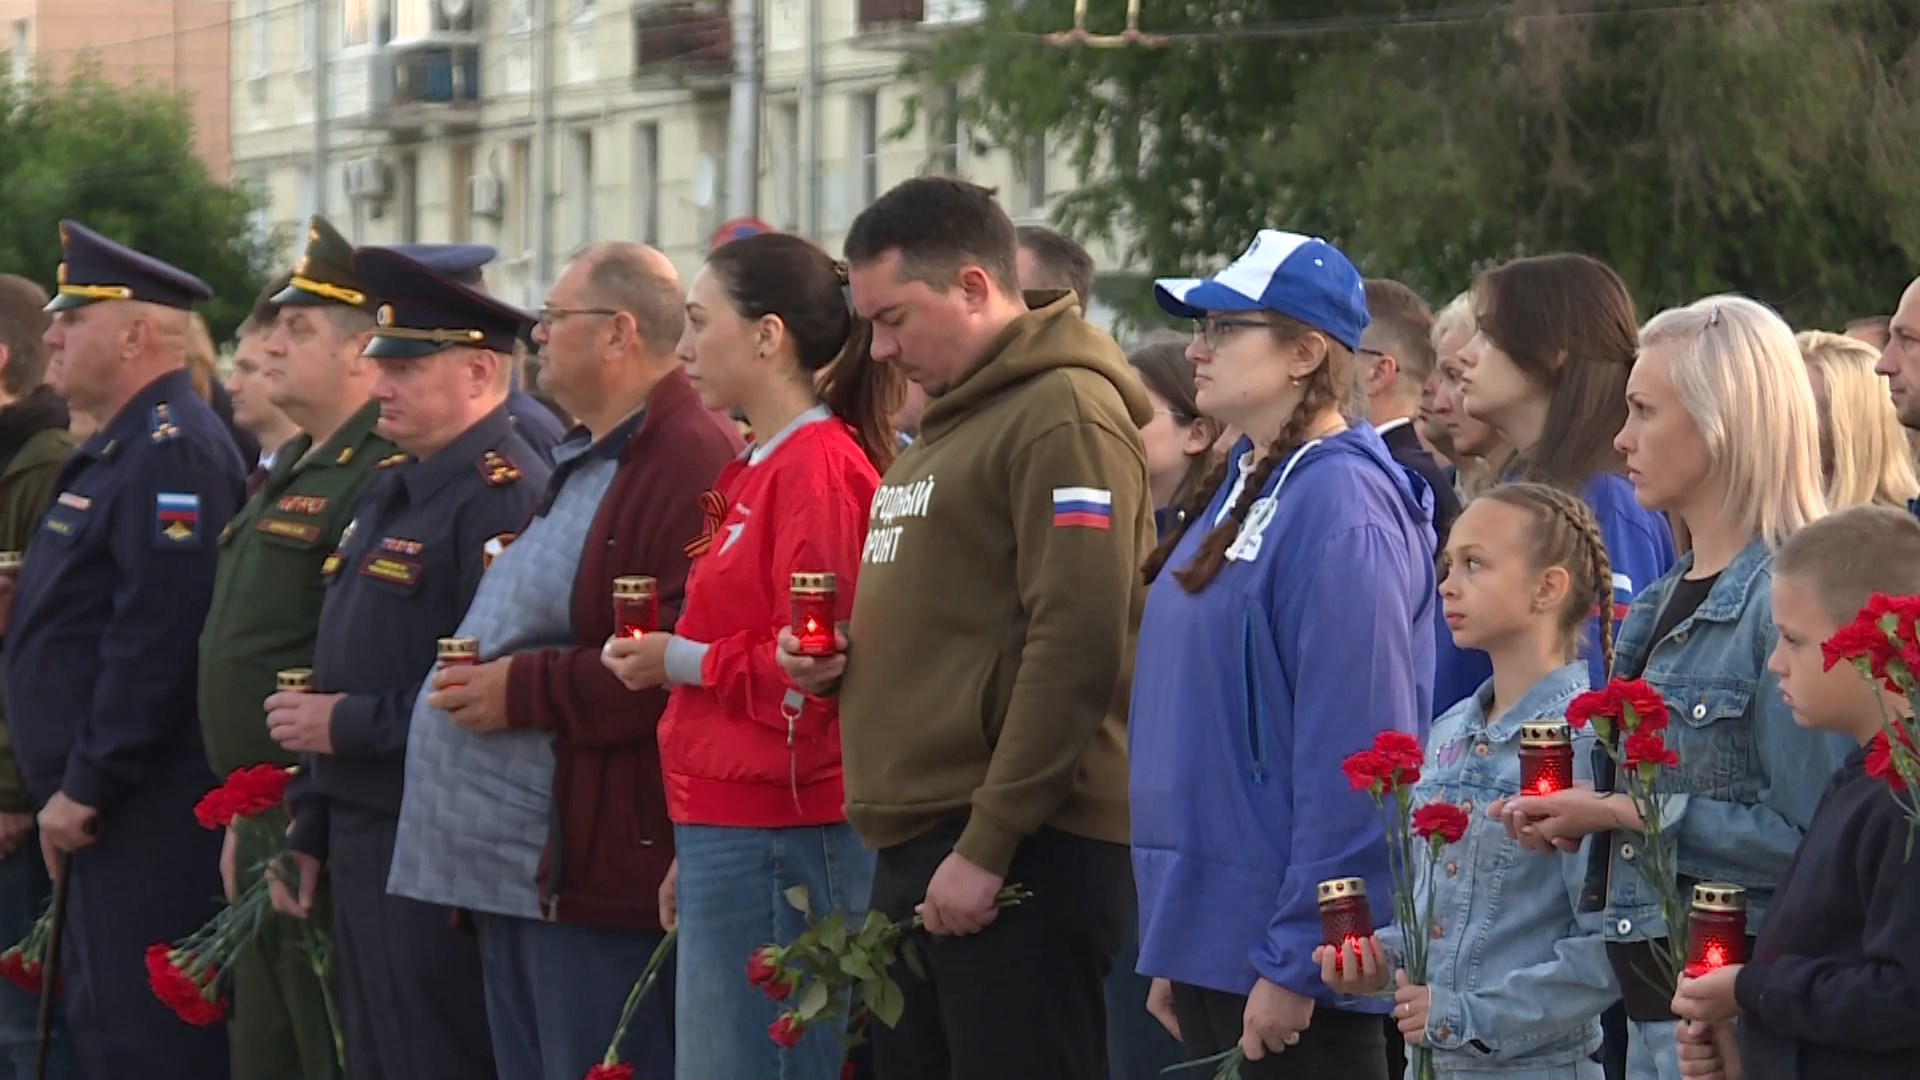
{"left": 1392, "top": 972, "right": 1431, "bottom": 1046}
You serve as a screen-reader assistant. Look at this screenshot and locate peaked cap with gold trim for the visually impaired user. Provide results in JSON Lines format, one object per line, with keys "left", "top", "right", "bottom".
{"left": 45, "top": 220, "right": 212, "bottom": 313}
{"left": 352, "top": 246, "right": 528, "bottom": 360}
{"left": 274, "top": 215, "right": 373, "bottom": 311}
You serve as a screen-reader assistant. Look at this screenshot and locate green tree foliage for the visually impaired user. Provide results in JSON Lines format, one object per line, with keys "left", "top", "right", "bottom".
{"left": 0, "top": 62, "right": 279, "bottom": 340}
{"left": 912, "top": 0, "right": 1920, "bottom": 329}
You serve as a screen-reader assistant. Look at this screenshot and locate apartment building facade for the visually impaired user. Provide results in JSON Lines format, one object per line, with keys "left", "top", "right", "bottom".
{"left": 230, "top": 0, "right": 1118, "bottom": 320}
{"left": 2, "top": 0, "right": 234, "bottom": 179}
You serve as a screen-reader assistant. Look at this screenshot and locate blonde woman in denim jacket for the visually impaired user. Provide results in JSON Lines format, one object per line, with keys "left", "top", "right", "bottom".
{"left": 1493, "top": 297, "right": 1853, "bottom": 1080}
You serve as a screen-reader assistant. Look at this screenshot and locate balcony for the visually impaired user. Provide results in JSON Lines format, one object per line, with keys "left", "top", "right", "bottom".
{"left": 633, "top": 3, "right": 732, "bottom": 89}
{"left": 855, "top": 0, "right": 983, "bottom": 48}
{"left": 335, "top": 42, "right": 483, "bottom": 134}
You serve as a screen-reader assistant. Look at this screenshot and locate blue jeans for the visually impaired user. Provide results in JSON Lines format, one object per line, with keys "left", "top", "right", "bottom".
{"left": 1624, "top": 1020, "right": 1678, "bottom": 1080}
{"left": 475, "top": 913, "right": 674, "bottom": 1080}
{"left": 0, "top": 840, "right": 69, "bottom": 1080}
{"left": 672, "top": 822, "right": 874, "bottom": 1080}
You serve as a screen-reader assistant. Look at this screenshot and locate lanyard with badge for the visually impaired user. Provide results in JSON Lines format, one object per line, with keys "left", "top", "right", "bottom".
{"left": 1220, "top": 439, "right": 1324, "bottom": 563}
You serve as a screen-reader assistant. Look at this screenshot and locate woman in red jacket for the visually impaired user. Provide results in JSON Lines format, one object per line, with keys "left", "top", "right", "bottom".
{"left": 603, "top": 232, "right": 898, "bottom": 1080}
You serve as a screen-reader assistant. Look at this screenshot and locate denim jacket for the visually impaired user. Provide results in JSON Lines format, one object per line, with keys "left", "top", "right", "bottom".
{"left": 1597, "top": 540, "right": 1853, "bottom": 942}
{"left": 1381, "top": 663, "right": 1618, "bottom": 1077}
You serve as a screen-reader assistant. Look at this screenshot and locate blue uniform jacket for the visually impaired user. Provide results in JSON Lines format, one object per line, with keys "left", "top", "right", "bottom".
{"left": 1130, "top": 426, "right": 1436, "bottom": 1004}
{"left": 4, "top": 368, "right": 243, "bottom": 810}
{"left": 289, "top": 405, "right": 548, "bottom": 858}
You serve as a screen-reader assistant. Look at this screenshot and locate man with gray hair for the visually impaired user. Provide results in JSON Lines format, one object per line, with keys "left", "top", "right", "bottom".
{"left": 388, "top": 242, "right": 741, "bottom": 1079}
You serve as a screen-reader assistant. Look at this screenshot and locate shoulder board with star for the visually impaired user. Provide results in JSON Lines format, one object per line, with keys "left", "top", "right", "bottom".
{"left": 478, "top": 450, "right": 521, "bottom": 487}
{"left": 150, "top": 402, "right": 181, "bottom": 442}
{"left": 375, "top": 452, "right": 408, "bottom": 469}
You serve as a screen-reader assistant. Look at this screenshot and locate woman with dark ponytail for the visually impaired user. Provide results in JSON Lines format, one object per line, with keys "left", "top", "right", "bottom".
{"left": 602, "top": 232, "right": 900, "bottom": 1080}
{"left": 1128, "top": 231, "right": 1438, "bottom": 1078}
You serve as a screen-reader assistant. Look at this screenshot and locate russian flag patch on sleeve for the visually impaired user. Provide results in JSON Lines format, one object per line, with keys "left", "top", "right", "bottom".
{"left": 1052, "top": 487, "right": 1112, "bottom": 530}
{"left": 155, "top": 492, "right": 201, "bottom": 544}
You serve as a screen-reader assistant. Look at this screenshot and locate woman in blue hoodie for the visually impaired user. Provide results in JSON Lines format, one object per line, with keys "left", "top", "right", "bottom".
{"left": 1130, "top": 231, "right": 1437, "bottom": 1077}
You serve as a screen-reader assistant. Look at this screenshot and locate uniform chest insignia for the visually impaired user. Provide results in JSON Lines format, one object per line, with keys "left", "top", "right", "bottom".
{"left": 277, "top": 495, "right": 328, "bottom": 516}
{"left": 257, "top": 517, "right": 322, "bottom": 544}
{"left": 359, "top": 553, "right": 422, "bottom": 587}
{"left": 219, "top": 521, "right": 234, "bottom": 544}
{"left": 479, "top": 450, "right": 521, "bottom": 487}
{"left": 482, "top": 533, "right": 515, "bottom": 570}
{"left": 321, "top": 551, "right": 344, "bottom": 579}
{"left": 155, "top": 491, "right": 200, "bottom": 543}
{"left": 379, "top": 537, "right": 424, "bottom": 557}
{"left": 375, "top": 453, "right": 408, "bottom": 469}
{"left": 56, "top": 492, "right": 91, "bottom": 512}
{"left": 336, "top": 445, "right": 356, "bottom": 466}
{"left": 150, "top": 403, "right": 180, "bottom": 442}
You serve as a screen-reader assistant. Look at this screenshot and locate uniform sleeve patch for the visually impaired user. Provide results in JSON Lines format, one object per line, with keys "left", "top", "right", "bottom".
{"left": 1051, "top": 486, "right": 1112, "bottom": 530}
{"left": 359, "top": 553, "right": 422, "bottom": 587}
{"left": 257, "top": 517, "right": 322, "bottom": 544}
{"left": 155, "top": 492, "right": 201, "bottom": 544}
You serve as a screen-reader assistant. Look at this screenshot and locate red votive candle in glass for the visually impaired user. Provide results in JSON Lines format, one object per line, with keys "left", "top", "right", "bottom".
{"left": 438, "top": 637, "right": 479, "bottom": 669}
{"left": 1686, "top": 883, "right": 1746, "bottom": 977}
{"left": 0, "top": 551, "right": 21, "bottom": 581}
{"left": 790, "top": 573, "right": 838, "bottom": 657}
{"left": 1318, "top": 877, "right": 1373, "bottom": 967}
{"left": 276, "top": 668, "right": 313, "bottom": 694}
{"left": 613, "top": 576, "right": 658, "bottom": 639}
{"left": 1519, "top": 720, "right": 1576, "bottom": 796}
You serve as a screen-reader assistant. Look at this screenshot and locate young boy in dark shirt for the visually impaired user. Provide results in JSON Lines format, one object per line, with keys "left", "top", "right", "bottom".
{"left": 1669, "top": 504, "right": 1920, "bottom": 1080}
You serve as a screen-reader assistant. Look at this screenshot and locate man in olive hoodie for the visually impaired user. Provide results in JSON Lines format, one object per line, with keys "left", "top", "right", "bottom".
{"left": 0, "top": 273, "right": 76, "bottom": 1076}
{"left": 783, "top": 177, "right": 1152, "bottom": 1079}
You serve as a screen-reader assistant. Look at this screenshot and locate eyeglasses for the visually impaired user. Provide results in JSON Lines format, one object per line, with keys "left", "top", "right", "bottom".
{"left": 1191, "top": 315, "right": 1271, "bottom": 352}
{"left": 537, "top": 306, "right": 620, "bottom": 329}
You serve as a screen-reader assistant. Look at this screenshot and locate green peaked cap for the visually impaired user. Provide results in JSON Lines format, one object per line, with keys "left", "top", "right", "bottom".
{"left": 273, "top": 215, "right": 372, "bottom": 310}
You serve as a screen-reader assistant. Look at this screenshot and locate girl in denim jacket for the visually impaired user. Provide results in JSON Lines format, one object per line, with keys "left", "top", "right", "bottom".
{"left": 1493, "top": 297, "right": 1853, "bottom": 1080}
{"left": 1323, "top": 482, "right": 1621, "bottom": 1079}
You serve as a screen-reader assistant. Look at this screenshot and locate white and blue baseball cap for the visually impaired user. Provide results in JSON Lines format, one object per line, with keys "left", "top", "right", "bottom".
{"left": 1153, "top": 230, "right": 1370, "bottom": 351}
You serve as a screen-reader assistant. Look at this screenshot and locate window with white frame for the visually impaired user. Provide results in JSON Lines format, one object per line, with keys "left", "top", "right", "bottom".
{"left": 930, "top": 86, "right": 961, "bottom": 175}
{"left": 773, "top": 101, "right": 800, "bottom": 230}
{"left": 632, "top": 123, "right": 660, "bottom": 244}
{"left": 850, "top": 91, "right": 879, "bottom": 209}
{"left": 295, "top": 0, "right": 314, "bottom": 72}
{"left": 571, "top": 128, "right": 595, "bottom": 249}
{"left": 250, "top": 0, "right": 270, "bottom": 80}
{"left": 343, "top": 0, "right": 373, "bottom": 48}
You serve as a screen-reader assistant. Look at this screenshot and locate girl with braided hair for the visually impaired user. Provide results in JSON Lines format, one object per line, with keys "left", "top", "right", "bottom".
{"left": 1323, "top": 482, "right": 1623, "bottom": 1078}
{"left": 1128, "top": 232, "right": 1438, "bottom": 1078}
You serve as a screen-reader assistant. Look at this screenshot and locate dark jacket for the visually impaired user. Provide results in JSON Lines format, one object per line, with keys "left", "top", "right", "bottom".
{"left": 0, "top": 387, "right": 76, "bottom": 811}
{"left": 504, "top": 369, "right": 742, "bottom": 928}
{"left": 1735, "top": 744, "right": 1920, "bottom": 1079}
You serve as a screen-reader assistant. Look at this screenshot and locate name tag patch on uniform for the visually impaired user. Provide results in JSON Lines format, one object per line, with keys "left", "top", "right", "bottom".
{"left": 277, "top": 495, "right": 328, "bottom": 516}
{"left": 155, "top": 492, "right": 201, "bottom": 544}
{"left": 56, "top": 492, "right": 91, "bottom": 512}
{"left": 359, "top": 554, "right": 421, "bottom": 587}
{"left": 1052, "top": 487, "right": 1112, "bottom": 531}
{"left": 257, "top": 517, "right": 322, "bottom": 544}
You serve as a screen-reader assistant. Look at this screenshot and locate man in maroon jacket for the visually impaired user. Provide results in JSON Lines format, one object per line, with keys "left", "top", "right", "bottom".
{"left": 386, "top": 242, "right": 741, "bottom": 1080}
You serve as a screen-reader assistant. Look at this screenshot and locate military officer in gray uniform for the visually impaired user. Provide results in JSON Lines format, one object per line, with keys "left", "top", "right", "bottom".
{"left": 265, "top": 247, "right": 548, "bottom": 1080}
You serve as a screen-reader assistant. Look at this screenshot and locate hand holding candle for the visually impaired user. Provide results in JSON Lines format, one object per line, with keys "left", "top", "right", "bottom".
{"left": 438, "top": 637, "right": 480, "bottom": 669}
{"left": 613, "top": 576, "right": 658, "bottom": 639}
{"left": 789, "top": 573, "right": 838, "bottom": 657}
{"left": 1685, "top": 883, "right": 1746, "bottom": 977}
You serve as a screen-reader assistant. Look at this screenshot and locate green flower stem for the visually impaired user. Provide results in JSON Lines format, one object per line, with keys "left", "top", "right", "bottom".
{"left": 601, "top": 927, "right": 678, "bottom": 1066}
{"left": 298, "top": 921, "right": 346, "bottom": 1071}
{"left": 1160, "top": 1045, "right": 1244, "bottom": 1076}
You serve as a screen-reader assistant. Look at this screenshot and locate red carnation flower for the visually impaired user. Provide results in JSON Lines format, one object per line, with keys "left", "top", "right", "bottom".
{"left": 747, "top": 945, "right": 791, "bottom": 1001}
{"left": 768, "top": 1012, "right": 805, "bottom": 1049}
{"left": 1411, "top": 803, "right": 1471, "bottom": 844}
{"left": 1374, "top": 731, "right": 1426, "bottom": 774}
{"left": 1623, "top": 731, "right": 1679, "bottom": 772}
{"left": 1615, "top": 680, "right": 1668, "bottom": 734}
{"left": 144, "top": 944, "right": 226, "bottom": 1027}
{"left": 1342, "top": 750, "right": 1389, "bottom": 793}
{"left": 585, "top": 1064, "right": 634, "bottom": 1080}
{"left": 1564, "top": 689, "right": 1604, "bottom": 731}
{"left": 0, "top": 950, "right": 39, "bottom": 994}
{"left": 1865, "top": 727, "right": 1917, "bottom": 793}
{"left": 842, "top": 1063, "right": 857, "bottom": 1080}
{"left": 194, "top": 765, "right": 295, "bottom": 830}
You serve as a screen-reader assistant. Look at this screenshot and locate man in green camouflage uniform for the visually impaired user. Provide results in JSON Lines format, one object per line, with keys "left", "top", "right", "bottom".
{"left": 197, "top": 216, "right": 396, "bottom": 1080}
